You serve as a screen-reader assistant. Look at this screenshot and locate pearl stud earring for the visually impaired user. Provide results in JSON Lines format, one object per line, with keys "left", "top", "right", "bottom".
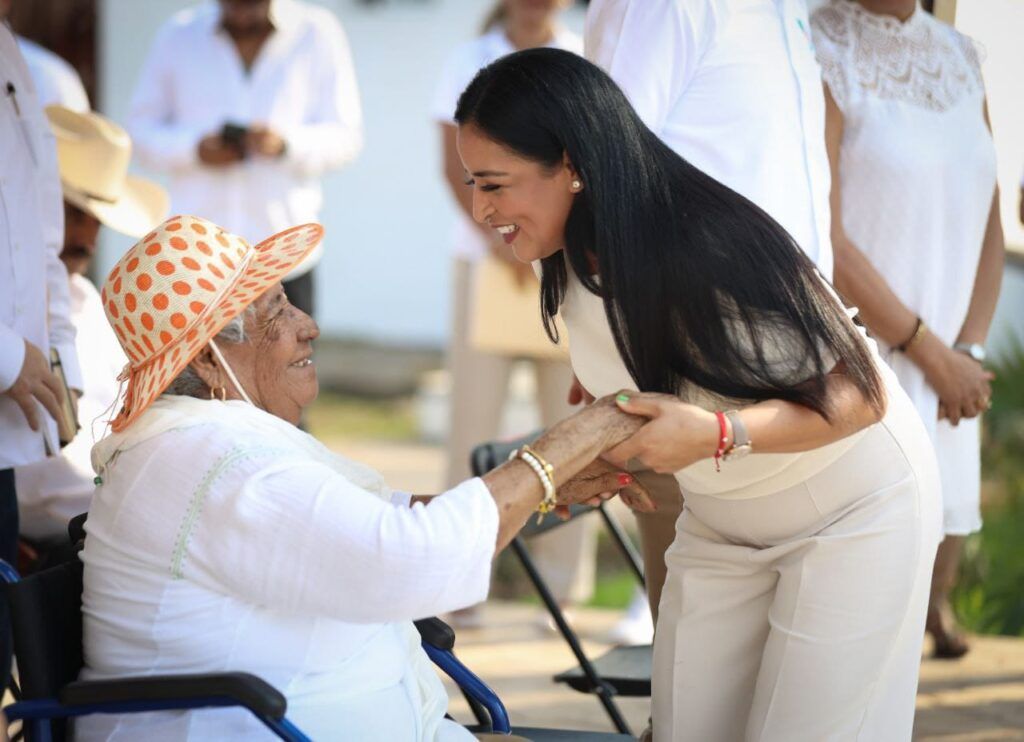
{"left": 571, "top": 179, "right": 582, "bottom": 191}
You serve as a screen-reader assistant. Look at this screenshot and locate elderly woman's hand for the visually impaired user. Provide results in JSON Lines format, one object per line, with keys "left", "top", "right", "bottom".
{"left": 553, "top": 458, "right": 656, "bottom": 519}
{"left": 603, "top": 391, "right": 719, "bottom": 474}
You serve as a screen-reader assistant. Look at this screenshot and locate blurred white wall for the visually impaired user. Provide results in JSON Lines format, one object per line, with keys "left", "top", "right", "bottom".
{"left": 97, "top": 0, "right": 585, "bottom": 346}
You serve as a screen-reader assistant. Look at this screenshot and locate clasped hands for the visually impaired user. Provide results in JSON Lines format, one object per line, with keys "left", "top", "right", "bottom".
{"left": 197, "top": 124, "right": 286, "bottom": 167}
{"left": 553, "top": 380, "right": 719, "bottom": 520}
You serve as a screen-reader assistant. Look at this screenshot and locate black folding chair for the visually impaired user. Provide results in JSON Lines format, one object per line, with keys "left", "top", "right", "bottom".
{"left": 471, "top": 435, "right": 654, "bottom": 736}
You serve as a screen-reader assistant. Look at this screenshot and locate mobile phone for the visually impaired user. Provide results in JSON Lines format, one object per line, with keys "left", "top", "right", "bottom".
{"left": 220, "top": 122, "right": 249, "bottom": 155}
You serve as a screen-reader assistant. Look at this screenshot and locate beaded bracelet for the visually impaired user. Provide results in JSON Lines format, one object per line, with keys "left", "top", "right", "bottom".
{"left": 509, "top": 445, "right": 557, "bottom": 523}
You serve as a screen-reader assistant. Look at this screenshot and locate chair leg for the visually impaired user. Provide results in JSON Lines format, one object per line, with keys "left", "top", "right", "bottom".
{"left": 597, "top": 503, "right": 645, "bottom": 587}
{"left": 26, "top": 718, "right": 52, "bottom": 742}
{"left": 511, "top": 537, "right": 633, "bottom": 736}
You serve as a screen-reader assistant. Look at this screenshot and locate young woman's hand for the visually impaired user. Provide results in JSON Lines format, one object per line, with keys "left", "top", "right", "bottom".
{"left": 603, "top": 392, "right": 720, "bottom": 474}
{"left": 554, "top": 458, "right": 655, "bottom": 519}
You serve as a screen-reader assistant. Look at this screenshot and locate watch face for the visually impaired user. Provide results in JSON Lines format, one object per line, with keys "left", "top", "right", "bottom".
{"left": 959, "top": 344, "right": 986, "bottom": 363}
{"left": 723, "top": 443, "right": 753, "bottom": 462}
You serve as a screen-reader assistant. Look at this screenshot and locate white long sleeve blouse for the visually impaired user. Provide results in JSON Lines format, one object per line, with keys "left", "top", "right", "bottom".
{"left": 78, "top": 397, "right": 494, "bottom": 741}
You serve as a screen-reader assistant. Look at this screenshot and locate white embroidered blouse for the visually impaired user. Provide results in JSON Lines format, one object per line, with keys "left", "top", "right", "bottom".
{"left": 77, "top": 397, "right": 496, "bottom": 741}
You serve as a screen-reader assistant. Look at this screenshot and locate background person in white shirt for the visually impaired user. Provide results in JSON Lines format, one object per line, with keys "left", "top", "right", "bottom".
{"left": 432, "top": 0, "right": 599, "bottom": 628}
{"left": 127, "top": 0, "right": 363, "bottom": 318}
{"left": 0, "top": 13, "right": 81, "bottom": 694}
{"left": 16, "top": 35, "right": 89, "bottom": 113}
{"left": 582, "top": 0, "right": 835, "bottom": 630}
{"left": 16, "top": 105, "right": 168, "bottom": 544}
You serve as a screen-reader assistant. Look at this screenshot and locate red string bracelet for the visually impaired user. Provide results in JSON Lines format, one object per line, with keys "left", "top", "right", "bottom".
{"left": 713, "top": 410, "right": 729, "bottom": 472}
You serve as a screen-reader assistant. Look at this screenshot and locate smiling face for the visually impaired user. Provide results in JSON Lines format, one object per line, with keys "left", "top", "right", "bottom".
{"left": 202, "top": 283, "right": 320, "bottom": 425}
{"left": 457, "top": 122, "right": 580, "bottom": 263}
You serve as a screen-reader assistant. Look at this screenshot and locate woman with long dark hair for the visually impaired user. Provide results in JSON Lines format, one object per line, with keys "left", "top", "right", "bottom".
{"left": 454, "top": 48, "right": 942, "bottom": 741}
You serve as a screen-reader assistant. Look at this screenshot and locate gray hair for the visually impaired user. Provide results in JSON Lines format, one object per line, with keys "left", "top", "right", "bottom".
{"left": 164, "top": 305, "right": 256, "bottom": 398}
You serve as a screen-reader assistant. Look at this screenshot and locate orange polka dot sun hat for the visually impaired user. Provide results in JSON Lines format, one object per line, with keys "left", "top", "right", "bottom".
{"left": 100, "top": 215, "right": 324, "bottom": 432}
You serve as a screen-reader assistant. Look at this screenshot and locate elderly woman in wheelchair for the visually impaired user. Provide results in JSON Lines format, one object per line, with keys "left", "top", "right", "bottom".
{"left": 70, "top": 217, "right": 652, "bottom": 741}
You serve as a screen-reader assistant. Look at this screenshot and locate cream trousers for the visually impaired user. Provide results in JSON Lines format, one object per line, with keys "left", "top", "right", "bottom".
{"left": 653, "top": 397, "right": 942, "bottom": 741}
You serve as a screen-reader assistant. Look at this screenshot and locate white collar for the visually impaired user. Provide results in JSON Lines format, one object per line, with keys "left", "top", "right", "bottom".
{"left": 92, "top": 394, "right": 390, "bottom": 500}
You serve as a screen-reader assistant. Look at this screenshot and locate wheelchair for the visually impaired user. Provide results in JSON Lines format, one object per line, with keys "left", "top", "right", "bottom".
{"left": 1, "top": 515, "right": 631, "bottom": 741}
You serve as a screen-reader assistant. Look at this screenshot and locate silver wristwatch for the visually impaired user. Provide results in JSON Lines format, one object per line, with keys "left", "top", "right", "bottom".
{"left": 953, "top": 342, "right": 986, "bottom": 364}
{"left": 722, "top": 410, "right": 753, "bottom": 461}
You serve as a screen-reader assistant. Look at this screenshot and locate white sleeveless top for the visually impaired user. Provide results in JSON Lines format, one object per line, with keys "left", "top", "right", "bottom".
{"left": 811, "top": 1, "right": 995, "bottom": 534}
{"left": 811, "top": 1, "right": 995, "bottom": 413}
{"left": 559, "top": 270, "right": 908, "bottom": 499}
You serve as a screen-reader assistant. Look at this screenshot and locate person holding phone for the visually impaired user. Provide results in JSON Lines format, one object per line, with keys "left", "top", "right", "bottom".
{"left": 127, "top": 0, "right": 364, "bottom": 320}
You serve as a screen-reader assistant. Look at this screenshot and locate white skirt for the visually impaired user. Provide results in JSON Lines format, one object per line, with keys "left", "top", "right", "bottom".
{"left": 887, "top": 351, "right": 982, "bottom": 536}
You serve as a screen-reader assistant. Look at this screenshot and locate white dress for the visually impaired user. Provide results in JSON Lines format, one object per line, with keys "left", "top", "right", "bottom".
{"left": 811, "top": 0, "right": 996, "bottom": 535}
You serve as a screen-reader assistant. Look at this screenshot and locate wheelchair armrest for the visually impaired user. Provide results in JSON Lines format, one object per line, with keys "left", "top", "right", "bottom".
{"left": 59, "top": 672, "right": 287, "bottom": 719}
{"left": 414, "top": 617, "right": 456, "bottom": 651}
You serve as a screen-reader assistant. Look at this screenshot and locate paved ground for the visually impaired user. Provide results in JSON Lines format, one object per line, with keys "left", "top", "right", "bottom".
{"left": 440, "top": 602, "right": 1024, "bottom": 741}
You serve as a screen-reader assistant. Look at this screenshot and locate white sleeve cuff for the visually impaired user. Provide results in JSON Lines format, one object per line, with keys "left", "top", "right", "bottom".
{"left": 0, "top": 326, "right": 25, "bottom": 393}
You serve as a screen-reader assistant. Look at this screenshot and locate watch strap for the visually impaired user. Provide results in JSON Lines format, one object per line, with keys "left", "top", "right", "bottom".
{"left": 725, "top": 410, "right": 749, "bottom": 449}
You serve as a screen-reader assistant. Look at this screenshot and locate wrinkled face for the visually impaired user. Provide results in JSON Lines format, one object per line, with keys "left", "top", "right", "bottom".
{"left": 217, "top": 283, "right": 320, "bottom": 425}
{"left": 457, "top": 122, "right": 579, "bottom": 263}
{"left": 61, "top": 202, "right": 101, "bottom": 276}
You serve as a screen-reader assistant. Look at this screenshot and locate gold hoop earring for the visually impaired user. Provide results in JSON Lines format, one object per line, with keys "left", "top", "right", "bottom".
{"left": 219, "top": 387, "right": 227, "bottom": 402}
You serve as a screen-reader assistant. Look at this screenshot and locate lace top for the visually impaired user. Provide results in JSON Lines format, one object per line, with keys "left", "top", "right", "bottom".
{"left": 809, "top": 0, "right": 996, "bottom": 528}
{"left": 811, "top": 0, "right": 983, "bottom": 113}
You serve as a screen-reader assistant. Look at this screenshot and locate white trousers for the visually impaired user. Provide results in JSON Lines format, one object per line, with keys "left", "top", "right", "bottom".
{"left": 445, "top": 258, "right": 596, "bottom": 603}
{"left": 653, "top": 398, "right": 942, "bottom": 741}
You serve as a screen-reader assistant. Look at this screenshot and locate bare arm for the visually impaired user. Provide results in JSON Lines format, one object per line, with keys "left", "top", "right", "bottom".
{"left": 955, "top": 100, "right": 1005, "bottom": 346}
{"left": 824, "top": 86, "right": 918, "bottom": 347}
{"left": 409, "top": 398, "right": 647, "bottom": 552}
{"left": 607, "top": 369, "right": 884, "bottom": 474}
{"left": 481, "top": 400, "right": 644, "bottom": 550}
{"left": 824, "top": 84, "right": 993, "bottom": 425}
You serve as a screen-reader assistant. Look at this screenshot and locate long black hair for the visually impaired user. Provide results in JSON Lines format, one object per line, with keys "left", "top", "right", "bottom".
{"left": 454, "top": 48, "right": 884, "bottom": 419}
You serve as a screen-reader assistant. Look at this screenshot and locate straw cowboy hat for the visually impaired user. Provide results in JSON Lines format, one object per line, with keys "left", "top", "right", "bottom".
{"left": 100, "top": 215, "right": 324, "bottom": 431}
{"left": 46, "top": 105, "right": 169, "bottom": 238}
